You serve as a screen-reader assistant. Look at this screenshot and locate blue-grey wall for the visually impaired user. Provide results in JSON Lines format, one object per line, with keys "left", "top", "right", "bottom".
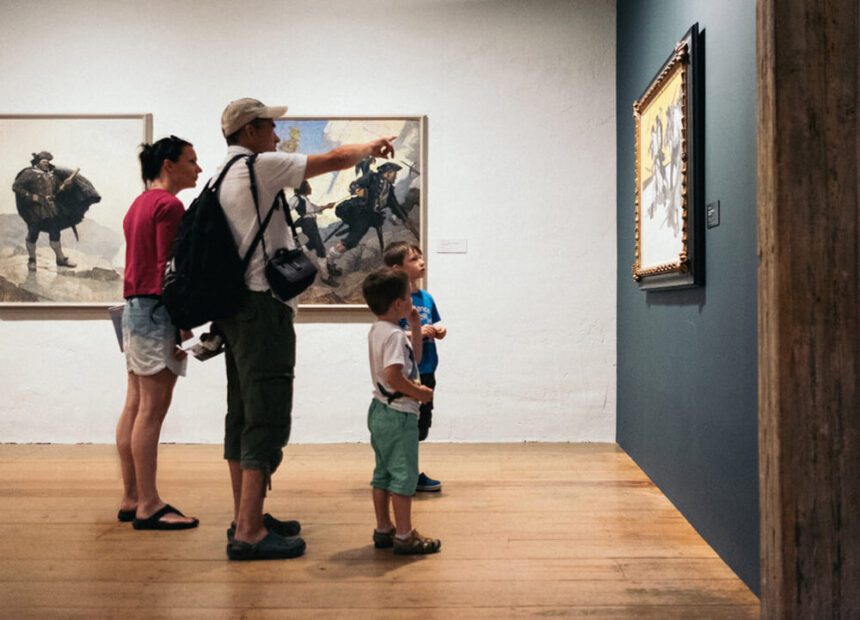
{"left": 616, "top": 1, "right": 759, "bottom": 593}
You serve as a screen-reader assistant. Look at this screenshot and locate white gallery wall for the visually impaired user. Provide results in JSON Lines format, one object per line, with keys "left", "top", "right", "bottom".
{"left": 0, "top": 0, "right": 616, "bottom": 444}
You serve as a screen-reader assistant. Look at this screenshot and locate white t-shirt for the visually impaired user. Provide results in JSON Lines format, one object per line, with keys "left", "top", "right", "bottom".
{"left": 368, "top": 320, "right": 420, "bottom": 415}
{"left": 215, "top": 146, "right": 308, "bottom": 310}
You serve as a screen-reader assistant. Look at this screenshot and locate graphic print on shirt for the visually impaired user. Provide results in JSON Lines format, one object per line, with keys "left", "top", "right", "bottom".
{"left": 405, "top": 341, "right": 418, "bottom": 381}
{"left": 399, "top": 306, "right": 432, "bottom": 331}
{"left": 375, "top": 334, "right": 419, "bottom": 405}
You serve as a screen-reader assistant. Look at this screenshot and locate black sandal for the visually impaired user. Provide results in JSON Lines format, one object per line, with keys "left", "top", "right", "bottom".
{"left": 226, "top": 532, "right": 306, "bottom": 561}
{"left": 226, "top": 513, "right": 301, "bottom": 541}
{"left": 117, "top": 509, "right": 136, "bottom": 523}
{"left": 132, "top": 504, "right": 199, "bottom": 530}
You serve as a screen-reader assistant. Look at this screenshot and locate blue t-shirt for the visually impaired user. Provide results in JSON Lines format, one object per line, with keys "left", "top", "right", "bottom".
{"left": 399, "top": 289, "right": 441, "bottom": 375}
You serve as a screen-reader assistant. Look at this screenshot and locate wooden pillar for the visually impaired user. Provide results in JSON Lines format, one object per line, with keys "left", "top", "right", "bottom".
{"left": 757, "top": 0, "right": 859, "bottom": 617}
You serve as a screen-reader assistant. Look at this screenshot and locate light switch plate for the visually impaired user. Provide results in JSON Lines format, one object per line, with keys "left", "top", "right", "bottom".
{"left": 707, "top": 201, "right": 720, "bottom": 228}
{"left": 437, "top": 239, "right": 468, "bottom": 253}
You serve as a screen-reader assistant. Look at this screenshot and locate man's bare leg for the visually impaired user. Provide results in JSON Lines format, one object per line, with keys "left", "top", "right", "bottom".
{"left": 228, "top": 459, "right": 242, "bottom": 521}
{"left": 232, "top": 468, "right": 267, "bottom": 544}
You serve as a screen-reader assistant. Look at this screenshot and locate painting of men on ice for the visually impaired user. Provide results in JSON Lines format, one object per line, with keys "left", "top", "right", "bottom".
{"left": 0, "top": 115, "right": 151, "bottom": 306}
{"left": 276, "top": 117, "right": 424, "bottom": 306}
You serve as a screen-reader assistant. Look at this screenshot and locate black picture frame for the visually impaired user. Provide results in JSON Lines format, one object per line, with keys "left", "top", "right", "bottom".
{"left": 632, "top": 24, "right": 703, "bottom": 290}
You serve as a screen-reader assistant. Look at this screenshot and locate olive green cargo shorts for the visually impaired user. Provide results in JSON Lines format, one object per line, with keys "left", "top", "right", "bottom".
{"left": 218, "top": 292, "right": 295, "bottom": 474}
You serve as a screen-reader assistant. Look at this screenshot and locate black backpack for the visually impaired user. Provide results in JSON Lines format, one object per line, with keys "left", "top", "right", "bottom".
{"left": 162, "top": 154, "right": 277, "bottom": 330}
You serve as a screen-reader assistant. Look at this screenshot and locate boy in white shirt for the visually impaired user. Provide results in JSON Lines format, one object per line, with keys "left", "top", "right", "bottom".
{"left": 362, "top": 268, "right": 441, "bottom": 555}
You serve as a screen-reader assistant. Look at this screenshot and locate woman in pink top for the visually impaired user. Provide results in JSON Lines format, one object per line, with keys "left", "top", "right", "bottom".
{"left": 116, "top": 135, "right": 201, "bottom": 530}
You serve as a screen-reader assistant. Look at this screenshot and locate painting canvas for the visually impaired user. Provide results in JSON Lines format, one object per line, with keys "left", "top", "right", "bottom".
{"left": 0, "top": 114, "right": 152, "bottom": 305}
{"left": 274, "top": 117, "right": 425, "bottom": 307}
{"left": 633, "top": 24, "right": 702, "bottom": 290}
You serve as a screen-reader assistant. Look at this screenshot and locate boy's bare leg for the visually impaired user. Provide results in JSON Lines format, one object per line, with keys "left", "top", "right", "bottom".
{"left": 390, "top": 492, "right": 413, "bottom": 536}
{"left": 372, "top": 488, "right": 394, "bottom": 531}
{"left": 233, "top": 468, "right": 267, "bottom": 544}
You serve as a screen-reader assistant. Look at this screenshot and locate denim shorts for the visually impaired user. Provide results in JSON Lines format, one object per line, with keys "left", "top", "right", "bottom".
{"left": 368, "top": 399, "right": 419, "bottom": 496}
{"left": 122, "top": 297, "right": 186, "bottom": 377}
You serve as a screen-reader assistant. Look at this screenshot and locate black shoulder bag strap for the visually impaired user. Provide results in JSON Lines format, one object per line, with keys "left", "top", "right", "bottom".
{"left": 246, "top": 156, "right": 305, "bottom": 253}
{"left": 277, "top": 190, "right": 304, "bottom": 248}
{"left": 242, "top": 154, "right": 282, "bottom": 269}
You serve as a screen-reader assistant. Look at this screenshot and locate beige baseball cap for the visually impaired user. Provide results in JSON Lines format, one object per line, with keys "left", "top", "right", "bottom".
{"left": 221, "top": 98, "right": 288, "bottom": 136}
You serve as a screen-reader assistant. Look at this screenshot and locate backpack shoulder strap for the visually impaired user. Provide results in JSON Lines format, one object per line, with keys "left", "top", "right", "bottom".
{"left": 207, "top": 154, "right": 247, "bottom": 192}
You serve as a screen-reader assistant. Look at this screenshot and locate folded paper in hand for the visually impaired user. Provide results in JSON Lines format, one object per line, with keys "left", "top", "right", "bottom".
{"left": 108, "top": 304, "right": 124, "bottom": 352}
{"left": 183, "top": 331, "right": 225, "bottom": 361}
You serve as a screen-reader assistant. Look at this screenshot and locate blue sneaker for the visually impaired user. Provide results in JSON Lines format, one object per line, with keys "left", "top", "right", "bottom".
{"left": 416, "top": 472, "right": 441, "bottom": 492}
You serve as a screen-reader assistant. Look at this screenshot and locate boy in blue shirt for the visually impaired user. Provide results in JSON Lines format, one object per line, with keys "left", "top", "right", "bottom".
{"left": 384, "top": 242, "right": 447, "bottom": 492}
{"left": 362, "top": 268, "right": 441, "bottom": 554}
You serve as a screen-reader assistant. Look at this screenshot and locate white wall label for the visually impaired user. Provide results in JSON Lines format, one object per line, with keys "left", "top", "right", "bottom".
{"left": 437, "top": 239, "right": 468, "bottom": 253}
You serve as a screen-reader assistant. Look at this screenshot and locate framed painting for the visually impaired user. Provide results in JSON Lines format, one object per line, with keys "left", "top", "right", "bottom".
{"left": 0, "top": 114, "right": 152, "bottom": 306}
{"left": 632, "top": 24, "right": 703, "bottom": 290}
{"left": 274, "top": 116, "right": 426, "bottom": 307}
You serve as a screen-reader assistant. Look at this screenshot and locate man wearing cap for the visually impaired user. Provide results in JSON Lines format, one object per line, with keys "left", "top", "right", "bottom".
{"left": 215, "top": 98, "right": 395, "bottom": 561}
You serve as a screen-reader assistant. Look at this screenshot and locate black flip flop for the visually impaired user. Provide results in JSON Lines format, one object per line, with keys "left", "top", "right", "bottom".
{"left": 117, "top": 509, "right": 136, "bottom": 523}
{"left": 132, "top": 504, "right": 199, "bottom": 530}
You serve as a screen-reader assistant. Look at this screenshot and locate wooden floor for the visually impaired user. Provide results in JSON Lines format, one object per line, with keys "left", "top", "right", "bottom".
{"left": 0, "top": 443, "right": 758, "bottom": 619}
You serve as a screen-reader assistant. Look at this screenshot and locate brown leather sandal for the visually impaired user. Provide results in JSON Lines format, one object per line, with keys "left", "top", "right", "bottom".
{"left": 373, "top": 527, "right": 395, "bottom": 548}
{"left": 393, "top": 529, "right": 441, "bottom": 555}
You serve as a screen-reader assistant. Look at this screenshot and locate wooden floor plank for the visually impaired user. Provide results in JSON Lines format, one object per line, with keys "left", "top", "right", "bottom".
{"left": 3, "top": 580, "right": 759, "bottom": 609}
{"left": 0, "top": 558, "right": 745, "bottom": 584}
{"left": 0, "top": 443, "right": 759, "bottom": 617}
{"left": 0, "top": 606, "right": 760, "bottom": 620}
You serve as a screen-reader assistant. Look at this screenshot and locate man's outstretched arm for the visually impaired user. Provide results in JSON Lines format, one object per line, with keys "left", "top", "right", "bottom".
{"left": 304, "top": 136, "right": 395, "bottom": 180}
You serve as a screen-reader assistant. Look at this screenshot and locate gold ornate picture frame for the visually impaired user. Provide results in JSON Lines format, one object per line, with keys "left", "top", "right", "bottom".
{"left": 632, "top": 24, "right": 703, "bottom": 290}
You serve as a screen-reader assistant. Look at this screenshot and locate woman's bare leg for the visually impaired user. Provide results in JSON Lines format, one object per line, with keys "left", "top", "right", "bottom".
{"left": 132, "top": 368, "right": 194, "bottom": 524}
{"left": 116, "top": 372, "right": 141, "bottom": 512}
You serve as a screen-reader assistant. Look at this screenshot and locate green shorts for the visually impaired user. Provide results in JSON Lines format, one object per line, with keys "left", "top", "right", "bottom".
{"left": 367, "top": 399, "right": 419, "bottom": 496}
{"left": 217, "top": 291, "right": 295, "bottom": 474}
